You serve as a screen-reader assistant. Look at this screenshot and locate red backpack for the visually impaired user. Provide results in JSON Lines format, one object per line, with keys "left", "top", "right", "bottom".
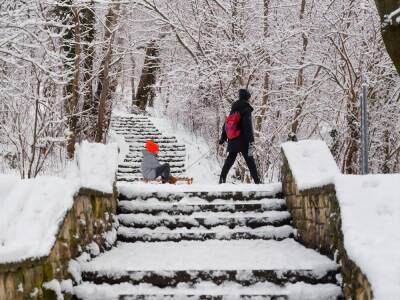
{"left": 225, "top": 112, "right": 241, "bottom": 140}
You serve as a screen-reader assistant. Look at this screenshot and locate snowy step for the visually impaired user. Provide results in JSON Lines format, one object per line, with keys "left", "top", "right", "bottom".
{"left": 129, "top": 145, "right": 185, "bottom": 151}
{"left": 125, "top": 137, "right": 178, "bottom": 143}
{"left": 125, "top": 153, "right": 186, "bottom": 159}
{"left": 114, "top": 131, "right": 162, "bottom": 135}
{"left": 123, "top": 158, "right": 185, "bottom": 165}
{"left": 72, "top": 281, "right": 342, "bottom": 300}
{"left": 117, "top": 167, "right": 185, "bottom": 174}
{"left": 79, "top": 240, "right": 339, "bottom": 287}
{"left": 119, "top": 295, "right": 287, "bottom": 300}
{"left": 118, "top": 162, "right": 185, "bottom": 170}
{"left": 112, "top": 125, "right": 158, "bottom": 129}
{"left": 117, "top": 225, "right": 294, "bottom": 243}
{"left": 117, "top": 199, "right": 287, "bottom": 215}
{"left": 118, "top": 191, "right": 281, "bottom": 202}
{"left": 117, "top": 211, "right": 291, "bottom": 229}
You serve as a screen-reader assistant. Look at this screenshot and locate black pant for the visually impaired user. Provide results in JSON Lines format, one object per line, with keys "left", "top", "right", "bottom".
{"left": 220, "top": 152, "right": 260, "bottom": 183}
{"left": 156, "top": 163, "right": 171, "bottom": 180}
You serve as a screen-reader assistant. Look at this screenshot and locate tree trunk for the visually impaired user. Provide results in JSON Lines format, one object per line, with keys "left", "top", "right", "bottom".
{"left": 94, "top": 3, "right": 120, "bottom": 143}
{"left": 374, "top": 0, "right": 400, "bottom": 75}
{"left": 135, "top": 40, "right": 160, "bottom": 110}
{"left": 291, "top": 0, "right": 309, "bottom": 135}
{"left": 255, "top": 0, "right": 270, "bottom": 132}
{"left": 58, "top": 3, "right": 81, "bottom": 159}
{"left": 80, "top": 1, "right": 96, "bottom": 140}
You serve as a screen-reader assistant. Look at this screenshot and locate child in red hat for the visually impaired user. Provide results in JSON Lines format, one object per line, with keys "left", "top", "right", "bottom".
{"left": 141, "top": 140, "right": 177, "bottom": 184}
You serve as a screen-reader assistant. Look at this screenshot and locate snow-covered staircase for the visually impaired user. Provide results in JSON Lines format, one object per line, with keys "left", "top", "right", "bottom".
{"left": 111, "top": 115, "right": 186, "bottom": 182}
{"left": 72, "top": 185, "right": 343, "bottom": 299}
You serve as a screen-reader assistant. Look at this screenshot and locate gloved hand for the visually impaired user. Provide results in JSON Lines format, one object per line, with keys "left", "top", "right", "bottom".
{"left": 248, "top": 142, "right": 256, "bottom": 157}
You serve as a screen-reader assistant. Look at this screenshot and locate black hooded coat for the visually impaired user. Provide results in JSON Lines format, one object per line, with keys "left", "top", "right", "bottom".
{"left": 220, "top": 94, "right": 255, "bottom": 153}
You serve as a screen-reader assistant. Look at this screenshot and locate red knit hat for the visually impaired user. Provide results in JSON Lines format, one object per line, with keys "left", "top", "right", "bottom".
{"left": 145, "top": 140, "right": 159, "bottom": 154}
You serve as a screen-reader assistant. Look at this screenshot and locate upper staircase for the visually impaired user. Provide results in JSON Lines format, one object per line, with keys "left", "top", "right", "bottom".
{"left": 111, "top": 115, "right": 186, "bottom": 182}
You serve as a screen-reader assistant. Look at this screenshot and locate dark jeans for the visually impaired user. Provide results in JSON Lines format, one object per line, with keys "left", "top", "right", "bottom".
{"left": 155, "top": 163, "right": 171, "bottom": 180}
{"left": 220, "top": 151, "right": 260, "bottom": 184}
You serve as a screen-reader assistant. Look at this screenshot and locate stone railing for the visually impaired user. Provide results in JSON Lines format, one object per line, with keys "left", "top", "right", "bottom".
{"left": 0, "top": 187, "right": 117, "bottom": 300}
{"left": 281, "top": 153, "right": 373, "bottom": 300}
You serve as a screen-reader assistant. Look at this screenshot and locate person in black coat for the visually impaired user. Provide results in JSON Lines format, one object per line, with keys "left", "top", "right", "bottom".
{"left": 219, "top": 89, "right": 261, "bottom": 184}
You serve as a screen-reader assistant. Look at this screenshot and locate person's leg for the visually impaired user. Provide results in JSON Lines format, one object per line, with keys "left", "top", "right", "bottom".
{"left": 242, "top": 151, "right": 261, "bottom": 184}
{"left": 219, "top": 152, "right": 238, "bottom": 183}
{"left": 155, "top": 163, "right": 171, "bottom": 181}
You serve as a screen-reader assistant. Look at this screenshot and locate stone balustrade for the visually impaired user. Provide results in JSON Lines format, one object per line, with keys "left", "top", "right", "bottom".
{"left": 0, "top": 187, "right": 117, "bottom": 300}
{"left": 281, "top": 153, "right": 373, "bottom": 300}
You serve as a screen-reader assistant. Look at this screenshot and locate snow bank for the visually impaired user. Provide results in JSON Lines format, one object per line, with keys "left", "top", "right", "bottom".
{"left": 335, "top": 174, "right": 400, "bottom": 300}
{"left": 0, "top": 176, "right": 77, "bottom": 263}
{"left": 76, "top": 141, "right": 119, "bottom": 194}
{"left": 281, "top": 140, "right": 340, "bottom": 190}
{"left": 0, "top": 141, "right": 119, "bottom": 264}
{"left": 149, "top": 117, "right": 220, "bottom": 184}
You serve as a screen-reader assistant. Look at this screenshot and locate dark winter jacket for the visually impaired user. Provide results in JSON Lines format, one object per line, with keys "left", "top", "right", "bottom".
{"left": 141, "top": 150, "right": 161, "bottom": 180}
{"left": 220, "top": 98, "right": 255, "bottom": 153}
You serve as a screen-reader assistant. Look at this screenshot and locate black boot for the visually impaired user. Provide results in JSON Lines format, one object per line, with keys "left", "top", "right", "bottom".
{"left": 219, "top": 176, "right": 226, "bottom": 184}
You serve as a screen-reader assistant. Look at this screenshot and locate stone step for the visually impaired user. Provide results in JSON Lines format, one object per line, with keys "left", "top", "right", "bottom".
{"left": 72, "top": 281, "right": 342, "bottom": 300}
{"left": 125, "top": 139, "right": 178, "bottom": 145}
{"left": 119, "top": 295, "right": 288, "bottom": 300}
{"left": 123, "top": 158, "right": 185, "bottom": 164}
{"left": 129, "top": 145, "right": 185, "bottom": 151}
{"left": 125, "top": 153, "right": 186, "bottom": 159}
{"left": 81, "top": 268, "right": 337, "bottom": 287}
{"left": 125, "top": 136, "right": 177, "bottom": 141}
{"left": 112, "top": 124, "right": 157, "bottom": 128}
{"left": 117, "top": 211, "right": 291, "bottom": 229}
{"left": 117, "top": 199, "right": 287, "bottom": 215}
{"left": 117, "top": 225, "right": 294, "bottom": 243}
{"left": 117, "top": 173, "right": 185, "bottom": 182}
{"left": 117, "top": 166, "right": 185, "bottom": 174}
{"left": 113, "top": 130, "right": 162, "bottom": 134}
{"left": 118, "top": 190, "right": 281, "bottom": 202}
{"left": 118, "top": 163, "right": 185, "bottom": 170}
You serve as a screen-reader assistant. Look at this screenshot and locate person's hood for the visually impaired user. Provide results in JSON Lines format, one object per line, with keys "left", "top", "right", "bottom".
{"left": 231, "top": 99, "right": 254, "bottom": 114}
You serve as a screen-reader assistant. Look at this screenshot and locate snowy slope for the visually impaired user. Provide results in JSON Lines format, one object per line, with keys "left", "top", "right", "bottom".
{"left": 336, "top": 174, "right": 400, "bottom": 300}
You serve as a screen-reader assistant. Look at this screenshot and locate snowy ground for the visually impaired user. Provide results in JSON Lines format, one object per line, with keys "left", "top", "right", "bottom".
{"left": 336, "top": 174, "right": 400, "bottom": 300}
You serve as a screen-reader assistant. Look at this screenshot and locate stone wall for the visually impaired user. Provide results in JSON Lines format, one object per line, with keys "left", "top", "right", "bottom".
{"left": 281, "top": 154, "right": 373, "bottom": 300}
{"left": 0, "top": 188, "right": 117, "bottom": 300}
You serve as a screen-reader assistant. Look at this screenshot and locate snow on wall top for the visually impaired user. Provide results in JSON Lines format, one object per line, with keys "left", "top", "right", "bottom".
{"left": 0, "top": 176, "right": 77, "bottom": 264}
{"left": 335, "top": 174, "right": 400, "bottom": 300}
{"left": 281, "top": 140, "right": 340, "bottom": 190}
{"left": 76, "top": 141, "right": 119, "bottom": 194}
{"left": 0, "top": 142, "right": 119, "bottom": 264}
